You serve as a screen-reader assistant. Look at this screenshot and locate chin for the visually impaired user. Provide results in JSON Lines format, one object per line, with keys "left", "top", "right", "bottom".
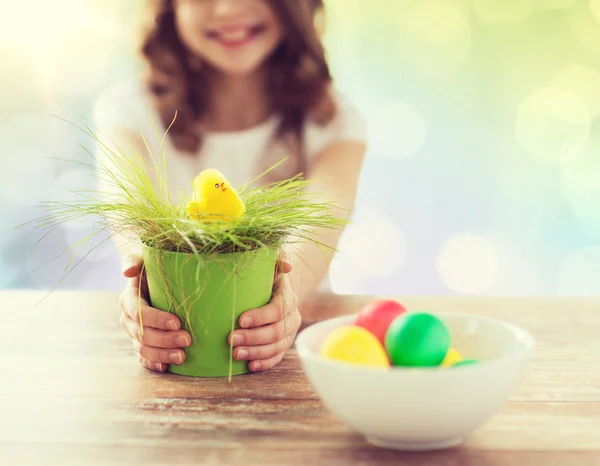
{"left": 210, "top": 58, "right": 268, "bottom": 76}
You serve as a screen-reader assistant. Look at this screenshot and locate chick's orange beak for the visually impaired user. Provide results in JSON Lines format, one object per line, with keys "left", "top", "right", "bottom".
{"left": 221, "top": 182, "right": 227, "bottom": 192}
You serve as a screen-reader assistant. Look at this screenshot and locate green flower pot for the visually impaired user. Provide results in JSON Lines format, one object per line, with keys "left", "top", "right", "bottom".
{"left": 142, "top": 244, "right": 279, "bottom": 377}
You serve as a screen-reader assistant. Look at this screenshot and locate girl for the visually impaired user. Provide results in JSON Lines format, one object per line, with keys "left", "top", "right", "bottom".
{"left": 94, "top": 0, "right": 367, "bottom": 374}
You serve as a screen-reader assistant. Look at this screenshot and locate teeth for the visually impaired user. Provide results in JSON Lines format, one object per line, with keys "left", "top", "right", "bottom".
{"left": 220, "top": 29, "right": 248, "bottom": 42}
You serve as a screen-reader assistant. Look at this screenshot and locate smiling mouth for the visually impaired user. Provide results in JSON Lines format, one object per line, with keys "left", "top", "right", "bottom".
{"left": 205, "top": 24, "right": 266, "bottom": 48}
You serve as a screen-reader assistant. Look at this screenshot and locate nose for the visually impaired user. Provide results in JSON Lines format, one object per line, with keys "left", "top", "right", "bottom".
{"left": 213, "top": 0, "right": 245, "bottom": 18}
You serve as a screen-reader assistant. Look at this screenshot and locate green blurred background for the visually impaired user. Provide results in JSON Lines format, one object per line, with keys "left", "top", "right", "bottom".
{"left": 1, "top": 0, "right": 600, "bottom": 296}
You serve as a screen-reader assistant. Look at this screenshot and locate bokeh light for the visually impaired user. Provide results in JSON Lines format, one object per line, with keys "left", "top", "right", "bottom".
{"left": 557, "top": 247, "right": 600, "bottom": 296}
{"left": 436, "top": 234, "right": 499, "bottom": 294}
{"left": 563, "top": 170, "right": 600, "bottom": 207}
{"left": 328, "top": 259, "right": 368, "bottom": 296}
{"left": 551, "top": 65, "right": 600, "bottom": 118}
{"left": 561, "top": 139, "right": 600, "bottom": 194}
{"left": 560, "top": 123, "right": 600, "bottom": 241}
{"left": 331, "top": 213, "right": 407, "bottom": 280}
{"left": 395, "top": 0, "right": 471, "bottom": 76}
{"left": 486, "top": 245, "right": 540, "bottom": 296}
{"left": 0, "top": 1, "right": 122, "bottom": 98}
{"left": 569, "top": 8, "right": 600, "bottom": 56}
{"left": 0, "top": 113, "right": 71, "bottom": 155}
{"left": 401, "top": 1, "right": 468, "bottom": 44}
{"left": 563, "top": 185, "right": 600, "bottom": 241}
{"left": 367, "top": 101, "right": 426, "bottom": 159}
{"left": 52, "top": 28, "right": 116, "bottom": 97}
{"left": 0, "top": 147, "right": 56, "bottom": 208}
{"left": 591, "top": 0, "right": 600, "bottom": 23}
{"left": 532, "top": 0, "right": 575, "bottom": 9}
{"left": 515, "top": 87, "right": 591, "bottom": 165}
{"left": 473, "top": 0, "right": 533, "bottom": 23}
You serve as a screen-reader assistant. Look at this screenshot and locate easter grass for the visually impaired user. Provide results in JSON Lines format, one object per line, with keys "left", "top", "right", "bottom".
{"left": 22, "top": 116, "right": 348, "bottom": 380}
{"left": 32, "top": 120, "right": 346, "bottom": 257}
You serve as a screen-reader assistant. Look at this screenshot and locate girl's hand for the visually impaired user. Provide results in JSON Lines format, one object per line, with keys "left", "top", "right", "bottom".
{"left": 228, "top": 259, "right": 301, "bottom": 372}
{"left": 119, "top": 253, "right": 191, "bottom": 372}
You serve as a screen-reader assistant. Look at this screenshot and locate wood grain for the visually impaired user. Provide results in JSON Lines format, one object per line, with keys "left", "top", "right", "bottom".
{"left": 1, "top": 290, "right": 599, "bottom": 465}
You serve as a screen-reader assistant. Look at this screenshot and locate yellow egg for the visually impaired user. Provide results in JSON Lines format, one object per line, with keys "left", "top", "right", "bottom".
{"left": 441, "top": 347, "right": 463, "bottom": 367}
{"left": 319, "top": 326, "right": 390, "bottom": 368}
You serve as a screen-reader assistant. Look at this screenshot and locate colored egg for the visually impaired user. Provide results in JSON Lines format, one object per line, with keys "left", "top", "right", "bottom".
{"left": 441, "top": 347, "right": 463, "bottom": 367}
{"left": 354, "top": 299, "right": 407, "bottom": 346}
{"left": 320, "top": 326, "right": 390, "bottom": 368}
{"left": 453, "top": 359, "right": 478, "bottom": 367}
{"left": 385, "top": 312, "right": 450, "bottom": 367}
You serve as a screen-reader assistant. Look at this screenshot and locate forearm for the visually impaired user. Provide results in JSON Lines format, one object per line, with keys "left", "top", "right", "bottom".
{"left": 286, "top": 223, "right": 345, "bottom": 308}
{"left": 283, "top": 141, "right": 366, "bottom": 316}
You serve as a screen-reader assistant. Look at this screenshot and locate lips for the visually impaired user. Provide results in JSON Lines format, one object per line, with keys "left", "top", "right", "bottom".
{"left": 205, "top": 24, "right": 266, "bottom": 48}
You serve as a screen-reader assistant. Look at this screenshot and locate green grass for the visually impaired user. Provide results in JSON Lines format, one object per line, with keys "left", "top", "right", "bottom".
{"left": 24, "top": 116, "right": 348, "bottom": 282}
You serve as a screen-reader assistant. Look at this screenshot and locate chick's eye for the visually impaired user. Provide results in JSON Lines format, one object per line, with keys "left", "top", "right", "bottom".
{"left": 215, "top": 183, "right": 220, "bottom": 188}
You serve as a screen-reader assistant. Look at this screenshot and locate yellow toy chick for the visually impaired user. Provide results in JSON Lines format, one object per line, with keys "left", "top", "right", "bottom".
{"left": 186, "top": 169, "right": 246, "bottom": 222}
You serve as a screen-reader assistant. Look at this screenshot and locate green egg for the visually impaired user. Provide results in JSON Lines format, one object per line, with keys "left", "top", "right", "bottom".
{"left": 384, "top": 312, "right": 450, "bottom": 366}
{"left": 453, "top": 359, "right": 478, "bottom": 367}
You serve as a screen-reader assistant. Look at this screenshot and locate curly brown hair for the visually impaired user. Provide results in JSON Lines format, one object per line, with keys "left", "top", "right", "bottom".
{"left": 139, "top": 0, "right": 336, "bottom": 181}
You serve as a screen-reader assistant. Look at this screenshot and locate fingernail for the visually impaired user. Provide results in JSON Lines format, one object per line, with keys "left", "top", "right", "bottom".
{"left": 169, "top": 351, "right": 183, "bottom": 364}
{"left": 232, "top": 333, "right": 244, "bottom": 345}
{"left": 176, "top": 335, "right": 190, "bottom": 347}
{"left": 167, "top": 319, "right": 178, "bottom": 331}
{"left": 241, "top": 317, "right": 253, "bottom": 328}
{"left": 252, "top": 362, "right": 262, "bottom": 371}
{"left": 122, "top": 259, "right": 136, "bottom": 273}
{"left": 236, "top": 349, "right": 248, "bottom": 360}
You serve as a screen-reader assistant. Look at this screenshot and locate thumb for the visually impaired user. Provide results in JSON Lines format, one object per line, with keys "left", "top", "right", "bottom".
{"left": 122, "top": 252, "right": 143, "bottom": 278}
{"left": 276, "top": 260, "right": 293, "bottom": 274}
{"left": 276, "top": 249, "right": 292, "bottom": 274}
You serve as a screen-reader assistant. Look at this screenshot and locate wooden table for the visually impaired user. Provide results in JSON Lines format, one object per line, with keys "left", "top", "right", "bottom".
{"left": 1, "top": 291, "right": 599, "bottom": 465}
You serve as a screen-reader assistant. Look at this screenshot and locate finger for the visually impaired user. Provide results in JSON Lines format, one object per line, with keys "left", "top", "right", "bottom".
{"left": 126, "top": 269, "right": 150, "bottom": 303}
{"left": 140, "top": 267, "right": 149, "bottom": 300}
{"left": 239, "top": 300, "right": 283, "bottom": 328}
{"left": 121, "top": 314, "right": 191, "bottom": 348}
{"left": 229, "top": 320, "right": 285, "bottom": 346}
{"left": 248, "top": 352, "right": 286, "bottom": 372}
{"left": 138, "top": 354, "right": 168, "bottom": 372}
{"left": 133, "top": 341, "right": 186, "bottom": 365}
{"left": 122, "top": 252, "right": 143, "bottom": 278}
{"left": 231, "top": 320, "right": 293, "bottom": 346}
{"left": 233, "top": 338, "right": 289, "bottom": 361}
{"left": 273, "top": 262, "right": 292, "bottom": 291}
{"left": 120, "top": 289, "right": 181, "bottom": 331}
{"left": 276, "top": 260, "right": 292, "bottom": 274}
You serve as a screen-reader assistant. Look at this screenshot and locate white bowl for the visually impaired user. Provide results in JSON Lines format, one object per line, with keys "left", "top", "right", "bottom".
{"left": 296, "top": 312, "right": 534, "bottom": 451}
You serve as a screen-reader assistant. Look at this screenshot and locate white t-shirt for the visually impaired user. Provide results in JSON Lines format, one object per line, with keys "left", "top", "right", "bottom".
{"left": 93, "top": 76, "right": 367, "bottom": 204}
{"left": 93, "top": 76, "right": 367, "bottom": 291}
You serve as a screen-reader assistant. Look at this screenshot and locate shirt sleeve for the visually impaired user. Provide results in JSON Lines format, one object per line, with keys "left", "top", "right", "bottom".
{"left": 92, "top": 77, "right": 152, "bottom": 135}
{"left": 91, "top": 77, "right": 164, "bottom": 181}
{"left": 304, "top": 89, "right": 368, "bottom": 164}
{"left": 91, "top": 78, "right": 159, "bottom": 200}
{"left": 91, "top": 78, "right": 155, "bottom": 257}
